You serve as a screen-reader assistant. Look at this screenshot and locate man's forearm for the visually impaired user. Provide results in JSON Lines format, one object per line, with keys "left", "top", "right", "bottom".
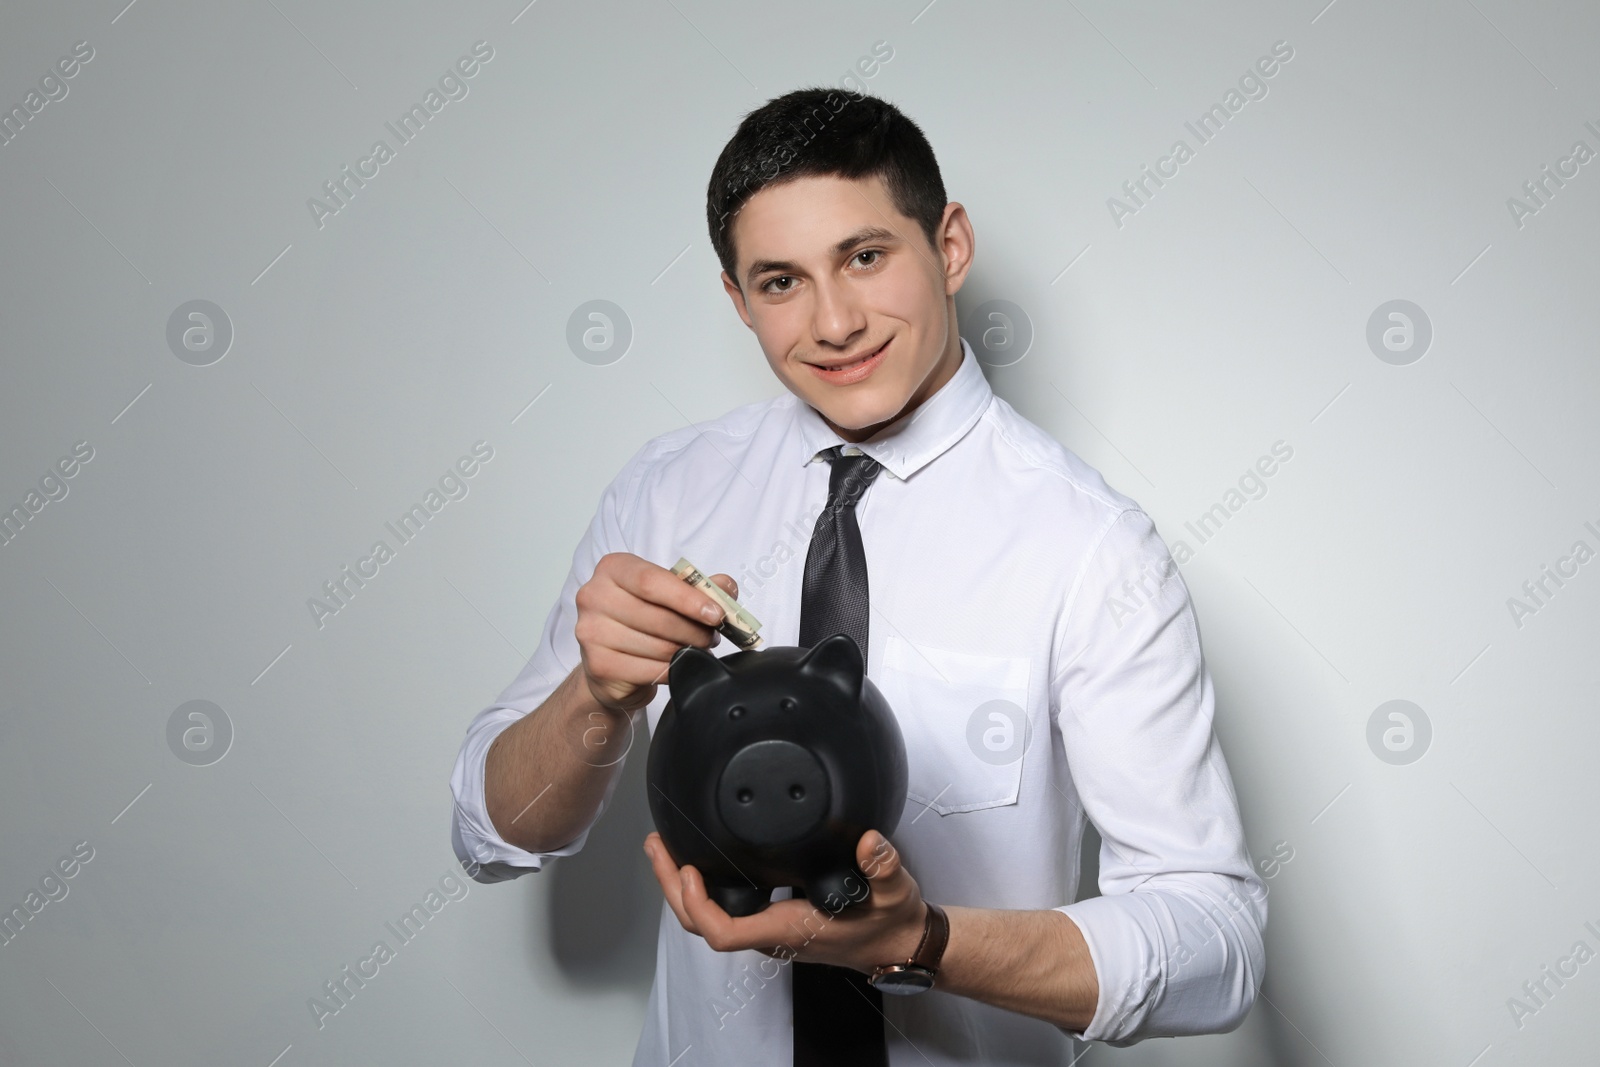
{"left": 935, "top": 905, "right": 1099, "bottom": 1033}
{"left": 483, "top": 666, "right": 634, "bottom": 854}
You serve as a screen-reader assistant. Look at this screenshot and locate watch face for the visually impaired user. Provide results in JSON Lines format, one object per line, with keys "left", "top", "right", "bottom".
{"left": 871, "top": 968, "right": 934, "bottom": 996}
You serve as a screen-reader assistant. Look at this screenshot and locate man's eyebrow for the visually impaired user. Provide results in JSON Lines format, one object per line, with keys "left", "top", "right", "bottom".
{"left": 744, "top": 226, "right": 901, "bottom": 285}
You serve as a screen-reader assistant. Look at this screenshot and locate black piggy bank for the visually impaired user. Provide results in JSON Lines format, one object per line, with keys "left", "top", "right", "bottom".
{"left": 646, "top": 633, "right": 908, "bottom": 918}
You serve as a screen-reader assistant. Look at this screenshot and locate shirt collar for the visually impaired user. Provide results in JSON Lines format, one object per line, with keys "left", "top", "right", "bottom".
{"left": 794, "top": 336, "right": 991, "bottom": 480}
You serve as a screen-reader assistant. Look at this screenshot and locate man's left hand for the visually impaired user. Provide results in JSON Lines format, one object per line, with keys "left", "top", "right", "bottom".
{"left": 643, "top": 828, "right": 927, "bottom": 974}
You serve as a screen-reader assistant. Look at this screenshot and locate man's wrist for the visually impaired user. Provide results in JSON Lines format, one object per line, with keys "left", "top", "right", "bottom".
{"left": 868, "top": 900, "right": 948, "bottom": 994}
{"left": 579, "top": 666, "right": 653, "bottom": 716}
{"left": 903, "top": 899, "right": 933, "bottom": 961}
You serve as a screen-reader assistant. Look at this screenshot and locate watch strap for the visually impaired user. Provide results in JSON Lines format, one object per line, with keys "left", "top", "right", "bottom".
{"left": 912, "top": 901, "right": 949, "bottom": 974}
{"left": 870, "top": 900, "right": 948, "bottom": 985}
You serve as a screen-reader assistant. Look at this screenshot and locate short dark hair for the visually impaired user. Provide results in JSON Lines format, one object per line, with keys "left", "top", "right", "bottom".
{"left": 705, "top": 87, "right": 948, "bottom": 284}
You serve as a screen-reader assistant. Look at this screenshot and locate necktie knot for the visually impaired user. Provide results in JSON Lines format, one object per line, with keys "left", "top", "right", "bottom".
{"left": 822, "top": 446, "right": 882, "bottom": 511}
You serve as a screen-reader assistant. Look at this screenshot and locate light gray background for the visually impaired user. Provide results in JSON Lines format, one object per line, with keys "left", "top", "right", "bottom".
{"left": 2, "top": 0, "right": 1596, "bottom": 1064}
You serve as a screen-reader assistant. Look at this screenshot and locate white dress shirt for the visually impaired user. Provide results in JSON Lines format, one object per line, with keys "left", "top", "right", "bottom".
{"left": 450, "top": 337, "right": 1266, "bottom": 1063}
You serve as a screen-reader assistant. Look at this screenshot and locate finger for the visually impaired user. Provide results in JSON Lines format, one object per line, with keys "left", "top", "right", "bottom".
{"left": 585, "top": 612, "right": 715, "bottom": 663}
{"left": 678, "top": 865, "right": 764, "bottom": 953}
{"left": 682, "top": 876, "right": 825, "bottom": 956}
{"left": 708, "top": 573, "right": 739, "bottom": 599}
{"left": 621, "top": 560, "right": 729, "bottom": 626}
{"left": 643, "top": 833, "right": 699, "bottom": 936}
{"left": 584, "top": 584, "right": 721, "bottom": 650}
{"left": 579, "top": 645, "right": 676, "bottom": 690}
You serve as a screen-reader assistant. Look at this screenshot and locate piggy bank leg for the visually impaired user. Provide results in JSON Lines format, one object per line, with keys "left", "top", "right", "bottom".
{"left": 802, "top": 866, "right": 872, "bottom": 914}
{"left": 707, "top": 881, "right": 775, "bottom": 918}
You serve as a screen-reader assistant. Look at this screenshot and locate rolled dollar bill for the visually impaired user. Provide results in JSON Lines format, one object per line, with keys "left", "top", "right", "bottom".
{"left": 671, "top": 557, "right": 764, "bottom": 650}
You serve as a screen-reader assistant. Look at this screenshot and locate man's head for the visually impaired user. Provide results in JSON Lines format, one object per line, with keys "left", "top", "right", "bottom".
{"left": 706, "top": 88, "right": 974, "bottom": 442}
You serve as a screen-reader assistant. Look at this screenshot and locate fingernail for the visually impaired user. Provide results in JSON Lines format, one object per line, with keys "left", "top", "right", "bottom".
{"left": 700, "top": 604, "right": 723, "bottom": 624}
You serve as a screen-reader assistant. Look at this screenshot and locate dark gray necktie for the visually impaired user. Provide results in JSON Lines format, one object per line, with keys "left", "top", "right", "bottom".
{"left": 793, "top": 445, "right": 888, "bottom": 1067}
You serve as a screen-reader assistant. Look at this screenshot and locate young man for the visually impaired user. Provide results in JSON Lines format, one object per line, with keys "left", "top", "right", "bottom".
{"left": 450, "top": 88, "right": 1266, "bottom": 1064}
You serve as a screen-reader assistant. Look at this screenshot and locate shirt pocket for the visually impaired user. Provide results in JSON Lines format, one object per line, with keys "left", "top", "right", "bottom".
{"left": 874, "top": 635, "right": 1033, "bottom": 816}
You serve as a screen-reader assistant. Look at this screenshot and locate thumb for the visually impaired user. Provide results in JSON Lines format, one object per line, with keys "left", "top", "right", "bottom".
{"left": 858, "top": 829, "right": 902, "bottom": 881}
{"left": 709, "top": 573, "right": 739, "bottom": 599}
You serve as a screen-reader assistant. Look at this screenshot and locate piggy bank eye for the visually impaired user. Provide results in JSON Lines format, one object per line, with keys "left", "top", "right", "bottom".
{"left": 780, "top": 698, "right": 797, "bottom": 712}
{"left": 728, "top": 705, "right": 746, "bottom": 720}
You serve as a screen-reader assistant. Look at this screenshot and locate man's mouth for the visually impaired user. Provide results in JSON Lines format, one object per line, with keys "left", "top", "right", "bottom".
{"left": 804, "top": 339, "right": 890, "bottom": 385}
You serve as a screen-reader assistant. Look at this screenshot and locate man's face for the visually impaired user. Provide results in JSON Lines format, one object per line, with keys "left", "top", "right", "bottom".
{"left": 721, "top": 173, "right": 973, "bottom": 442}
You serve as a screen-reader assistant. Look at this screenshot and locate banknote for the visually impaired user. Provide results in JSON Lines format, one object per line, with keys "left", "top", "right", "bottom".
{"left": 671, "top": 557, "right": 764, "bottom": 650}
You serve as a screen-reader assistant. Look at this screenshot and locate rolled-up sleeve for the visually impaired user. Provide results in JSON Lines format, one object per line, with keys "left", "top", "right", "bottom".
{"left": 448, "top": 445, "right": 650, "bottom": 884}
{"left": 1049, "top": 508, "right": 1266, "bottom": 1044}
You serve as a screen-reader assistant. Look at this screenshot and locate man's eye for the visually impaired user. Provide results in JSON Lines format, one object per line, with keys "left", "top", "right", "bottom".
{"left": 765, "top": 276, "right": 795, "bottom": 293}
{"left": 854, "top": 250, "right": 881, "bottom": 267}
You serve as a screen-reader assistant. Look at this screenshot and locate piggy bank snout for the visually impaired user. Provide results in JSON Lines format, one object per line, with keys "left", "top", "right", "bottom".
{"left": 716, "top": 739, "right": 832, "bottom": 848}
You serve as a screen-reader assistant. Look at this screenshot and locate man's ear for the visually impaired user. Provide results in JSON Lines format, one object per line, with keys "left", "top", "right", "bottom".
{"left": 721, "top": 270, "right": 754, "bottom": 329}
{"left": 937, "top": 201, "right": 976, "bottom": 298}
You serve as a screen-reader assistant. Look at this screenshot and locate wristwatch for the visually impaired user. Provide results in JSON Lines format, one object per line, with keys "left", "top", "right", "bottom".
{"left": 867, "top": 901, "right": 948, "bottom": 995}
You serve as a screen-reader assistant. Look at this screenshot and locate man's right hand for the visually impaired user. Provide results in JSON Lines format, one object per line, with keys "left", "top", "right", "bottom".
{"left": 573, "top": 553, "right": 739, "bottom": 713}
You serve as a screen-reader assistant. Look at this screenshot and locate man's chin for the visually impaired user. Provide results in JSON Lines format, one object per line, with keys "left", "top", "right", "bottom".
{"left": 805, "top": 396, "right": 909, "bottom": 440}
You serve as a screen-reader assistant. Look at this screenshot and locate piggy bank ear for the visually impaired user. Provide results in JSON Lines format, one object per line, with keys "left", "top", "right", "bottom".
{"left": 799, "top": 633, "right": 864, "bottom": 701}
{"left": 668, "top": 645, "right": 731, "bottom": 698}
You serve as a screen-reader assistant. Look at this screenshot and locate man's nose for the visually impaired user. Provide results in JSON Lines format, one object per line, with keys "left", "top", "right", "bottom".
{"left": 810, "top": 278, "right": 867, "bottom": 348}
